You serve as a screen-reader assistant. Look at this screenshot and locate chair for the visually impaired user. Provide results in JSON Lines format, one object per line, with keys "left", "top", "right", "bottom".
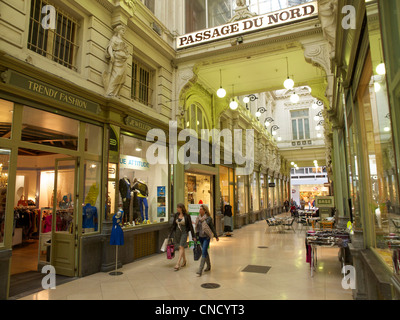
{"left": 265, "top": 218, "right": 279, "bottom": 233}
{"left": 392, "top": 219, "right": 400, "bottom": 233}
{"left": 282, "top": 217, "right": 296, "bottom": 233}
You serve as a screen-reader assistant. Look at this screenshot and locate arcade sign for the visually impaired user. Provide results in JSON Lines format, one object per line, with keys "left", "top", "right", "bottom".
{"left": 177, "top": 1, "right": 318, "bottom": 49}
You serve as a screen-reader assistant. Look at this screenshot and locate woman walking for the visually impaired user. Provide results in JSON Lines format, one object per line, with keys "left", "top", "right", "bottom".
{"left": 195, "top": 205, "right": 219, "bottom": 276}
{"left": 169, "top": 203, "right": 196, "bottom": 271}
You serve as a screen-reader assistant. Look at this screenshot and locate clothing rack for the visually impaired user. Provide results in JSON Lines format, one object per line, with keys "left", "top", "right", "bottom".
{"left": 13, "top": 206, "right": 40, "bottom": 242}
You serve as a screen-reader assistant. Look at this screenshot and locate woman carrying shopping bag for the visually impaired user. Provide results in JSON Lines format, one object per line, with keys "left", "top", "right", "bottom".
{"left": 169, "top": 203, "right": 196, "bottom": 271}
{"left": 195, "top": 204, "right": 219, "bottom": 276}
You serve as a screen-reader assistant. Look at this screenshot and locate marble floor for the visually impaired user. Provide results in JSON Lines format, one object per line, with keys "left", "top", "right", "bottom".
{"left": 19, "top": 220, "right": 353, "bottom": 300}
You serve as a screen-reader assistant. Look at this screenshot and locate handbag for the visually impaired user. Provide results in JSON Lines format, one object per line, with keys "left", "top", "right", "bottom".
{"left": 166, "top": 239, "right": 175, "bottom": 259}
{"left": 193, "top": 242, "right": 202, "bottom": 261}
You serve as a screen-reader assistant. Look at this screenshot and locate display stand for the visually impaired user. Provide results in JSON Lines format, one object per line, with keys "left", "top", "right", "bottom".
{"left": 109, "top": 245, "right": 123, "bottom": 276}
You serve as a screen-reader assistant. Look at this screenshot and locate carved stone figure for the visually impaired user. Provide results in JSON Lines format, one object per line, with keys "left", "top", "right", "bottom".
{"left": 103, "top": 25, "right": 130, "bottom": 97}
{"left": 236, "top": 0, "right": 246, "bottom": 7}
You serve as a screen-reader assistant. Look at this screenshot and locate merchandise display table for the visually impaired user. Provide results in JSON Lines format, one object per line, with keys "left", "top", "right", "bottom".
{"left": 306, "top": 229, "right": 351, "bottom": 277}
{"left": 385, "top": 234, "right": 400, "bottom": 275}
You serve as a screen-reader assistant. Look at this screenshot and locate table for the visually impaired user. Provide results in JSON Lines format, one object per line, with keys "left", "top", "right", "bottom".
{"left": 306, "top": 230, "right": 351, "bottom": 277}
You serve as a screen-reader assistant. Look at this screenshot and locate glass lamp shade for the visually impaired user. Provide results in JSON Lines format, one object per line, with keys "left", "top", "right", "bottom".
{"left": 255, "top": 111, "right": 261, "bottom": 117}
{"left": 290, "top": 93, "right": 300, "bottom": 103}
{"left": 284, "top": 78, "right": 294, "bottom": 90}
{"left": 243, "top": 96, "right": 250, "bottom": 104}
{"left": 265, "top": 121, "right": 271, "bottom": 127}
{"left": 376, "top": 63, "right": 386, "bottom": 76}
{"left": 272, "top": 130, "right": 277, "bottom": 136}
{"left": 217, "top": 87, "right": 226, "bottom": 98}
{"left": 230, "top": 100, "right": 238, "bottom": 110}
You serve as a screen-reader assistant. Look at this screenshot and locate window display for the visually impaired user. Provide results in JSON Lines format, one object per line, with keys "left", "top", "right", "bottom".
{"left": 260, "top": 173, "right": 266, "bottom": 209}
{"left": 118, "top": 134, "right": 169, "bottom": 227}
{"left": 0, "top": 149, "right": 10, "bottom": 245}
{"left": 185, "top": 173, "right": 213, "bottom": 215}
{"left": 356, "top": 50, "right": 399, "bottom": 269}
{"left": 237, "top": 175, "right": 248, "bottom": 214}
{"left": 83, "top": 160, "right": 101, "bottom": 233}
{"left": 251, "top": 171, "right": 259, "bottom": 211}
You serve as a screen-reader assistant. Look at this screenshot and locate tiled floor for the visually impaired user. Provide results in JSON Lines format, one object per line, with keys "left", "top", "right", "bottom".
{"left": 19, "top": 220, "right": 353, "bottom": 300}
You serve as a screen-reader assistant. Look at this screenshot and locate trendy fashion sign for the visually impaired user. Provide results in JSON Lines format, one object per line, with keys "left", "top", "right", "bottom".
{"left": 177, "top": 1, "right": 318, "bottom": 49}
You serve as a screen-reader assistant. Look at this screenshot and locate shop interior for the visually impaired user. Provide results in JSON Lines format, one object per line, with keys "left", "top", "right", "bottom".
{"left": 184, "top": 172, "right": 213, "bottom": 215}
{"left": 11, "top": 149, "right": 76, "bottom": 277}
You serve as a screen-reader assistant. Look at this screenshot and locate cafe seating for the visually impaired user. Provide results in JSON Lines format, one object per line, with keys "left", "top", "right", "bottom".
{"left": 282, "top": 217, "right": 296, "bottom": 233}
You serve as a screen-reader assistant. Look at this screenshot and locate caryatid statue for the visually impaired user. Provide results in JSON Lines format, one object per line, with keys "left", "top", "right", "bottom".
{"left": 103, "top": 25, "right": 130, "bottom": 98}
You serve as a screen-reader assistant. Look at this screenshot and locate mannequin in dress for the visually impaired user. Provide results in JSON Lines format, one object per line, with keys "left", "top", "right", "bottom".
{"left": 110, "top": 210, "right": 124, "bottom": 246}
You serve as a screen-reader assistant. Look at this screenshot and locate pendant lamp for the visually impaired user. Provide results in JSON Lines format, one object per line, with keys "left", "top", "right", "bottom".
{"left": 284, "top": 57, "right": 294, "bottom": 90}
{"left": 217, "top": 69, "right": 226, "bottom": 98}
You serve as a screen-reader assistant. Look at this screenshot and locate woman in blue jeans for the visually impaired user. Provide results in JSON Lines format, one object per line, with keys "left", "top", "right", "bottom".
{"left": 195, "top": 205, "right": 219, "bottom": 276}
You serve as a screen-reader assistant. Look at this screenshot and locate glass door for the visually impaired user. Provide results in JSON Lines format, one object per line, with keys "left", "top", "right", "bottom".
{"left": 51, "top": 158, "right": 79, "bottom": 277}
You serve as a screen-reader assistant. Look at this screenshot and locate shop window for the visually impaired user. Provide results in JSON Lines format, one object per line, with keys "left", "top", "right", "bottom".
{"left": 21, "top": 106, "right": 79, "bottom": 151}
{"left": 251, "top": 171, "right": 259, "bottom": 211}
{"left": 185, "top": 173, "right": 213, "bottom": 215}
{"left": 219, "top": 166, "right": 234, "bottom": 214}
{"left": 356, "top": 50, "right": 399, "bottom": 268}
{"left": 267, "top": 176, "right": 273, "bottom": 207}
{"left": 83, "top": 160, "right": 101, "bottom": 234}
{"left": 118, "top": 134, "right": 169, "bottom": 227}
{"left": 0, "top": 149, "right": 10, "bottom": 245}
{"left": 260, "top": 173, "right": 266, "bottom": 209}
{"left": 291, "top": 109, "right": 310, "bottom": 140}
{"left": 0, "top": 99, "right": 13, "bottom": 140}
{"left": 85, "top": 123, "right": 103, "bottom": 156}
{"left": 131, "top": 58, "right": 154, "bottom": 107}
{"left": 237, "top": 174, "right": 248, "bottom": 214}
{"left": 27, "top": 0, "right": 79, "bottom": 70}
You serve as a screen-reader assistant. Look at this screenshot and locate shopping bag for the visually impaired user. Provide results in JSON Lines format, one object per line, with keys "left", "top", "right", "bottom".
{"left": 160, "top": 238, "right": 169, "bottom": 252}
{"left": 166, "top": 239, "right": 175, "bottom": 259}
{"left": 193, "top": 243, "right": 202, "bottom": 261}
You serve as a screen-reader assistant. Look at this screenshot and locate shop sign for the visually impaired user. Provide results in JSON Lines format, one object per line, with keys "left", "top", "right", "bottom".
{"left": 177, "top": 1, "right": 318, "bottom": 49}
{"left": 119, "top": 155, "right": 150, "bottom": 171}
{"left": 1, "top": 70, "right": 100, "bottom": 114}
{"left": 124, "top": 116, "right": 153, "bottom": 132}
{"left": 315, "top": 196, "right": 334, "bottom": 208}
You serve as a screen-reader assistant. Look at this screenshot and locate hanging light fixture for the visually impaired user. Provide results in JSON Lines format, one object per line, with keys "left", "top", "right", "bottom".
{"left": 284, "top": 57, "right": 294, "bottom": 90}
{"left": 229, "top": 84, "right": 238, "bottom": 110}
{"left": 290, "top": 92, "right": 300, "bottom": 103}
{"left": 217, "top": 69, "right": 226, "bottom": 98}
{"left": 376, "top": 63, "right": 386, "bottom": 76}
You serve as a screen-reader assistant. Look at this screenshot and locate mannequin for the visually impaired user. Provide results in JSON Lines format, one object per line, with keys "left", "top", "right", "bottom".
{"left": 82, "top": 203, "right": 98, "bottom": 233}
{"left": 132, "top": 178, "right": 149, "bottom": 224}
{"left": 110, "top": 210, "right": 124, "bottom": 245}
{"left": 109, "top": 209, "right": 124, "bottom": 276}
{"left": 119, "top": 176, "right": 131, "bottom": 222}
{"left": 223, "top": 202, "right": 233, "bottom": 236}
